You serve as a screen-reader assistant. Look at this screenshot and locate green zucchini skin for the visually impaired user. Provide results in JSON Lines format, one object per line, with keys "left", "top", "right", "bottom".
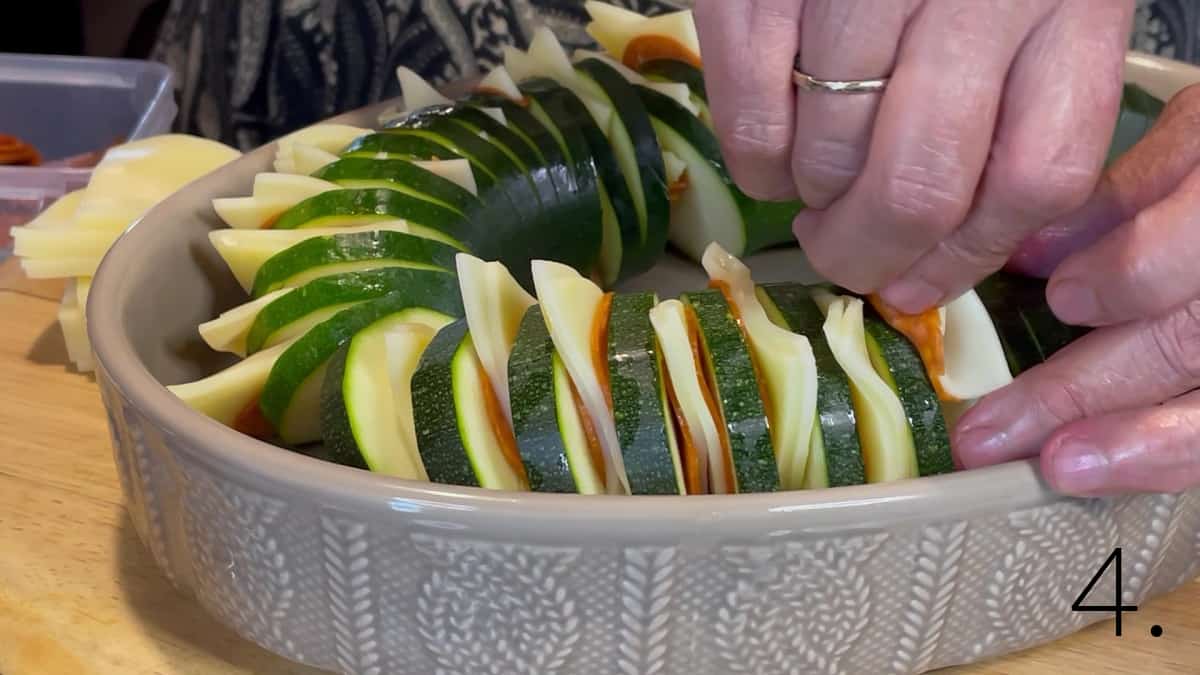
{"left": 681, "top": 289, "right": 779, "bottom": 493}
{"left": 311, "top": 156, "right": 481, "bottom": 214}
{"left": 576, "top": 58, "right": 670, "bottom": 277}
{"left": 259, "top": 290, "right": 457, "bottom": 433}
{"left": 634, "top": 85, "right": 802, "bottom": 255}
{"left": 320, "top": 341, "right": 368, "bottom": 470}
{"left": 250, "top": 230, "right": 460, "bottom": 299}
{"left": 757, "top": 283, "right": 866, "bottom": 487}
{"left": 340, "top": 132, "right": 461, "bottom": 161}
{"left": 507, "top": 306, "right": 575, "bottom": 493}
{"left": 270, "top": 188, "right": 472, "bottom": 246}
{"left": 637, "top": 59, "right": 707, "bottom": 100}
{"left": 607, "top": 292, "right": 679, "bottom": 495}
{"left": 410, "top": 320, "right": 481, "bottom": 487}
{"left": 977, "top": 272, "right": 1089, "bottom": 365}
{"left": 862, "top": 309, "right": 952, "bottom": 477}
{"left": 245, "top": 267, "right": 461, "bottom": 355}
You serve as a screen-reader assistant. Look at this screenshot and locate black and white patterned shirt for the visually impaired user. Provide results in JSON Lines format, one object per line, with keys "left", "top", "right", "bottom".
{"left": 150, "top": 0, "right": 1200, "bottom": 150}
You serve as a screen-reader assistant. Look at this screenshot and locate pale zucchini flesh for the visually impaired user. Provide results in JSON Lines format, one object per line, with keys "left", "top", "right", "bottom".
{"left": 452, "top": 335, "right": 529, "bottom": 491}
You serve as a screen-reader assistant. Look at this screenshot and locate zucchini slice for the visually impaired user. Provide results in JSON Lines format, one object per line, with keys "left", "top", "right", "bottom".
{"left": 208, "top": 222, "right": 414, "bottom": 293}
{"left": 635, "top": 85, "right": 802, "bottom": 259}
{"left": 756, "top": 284, "right": 866, "bottom": 488}
{"left": 456, "top": 253, "right": 537, "bottom": 422}
{"left": 250, "top": 230, "right": 459, "bottom": 299}
{"left": 411, "top": 321, "right": 530, "bottom": 490}
{"left": 311, "top": 157, "right": 481, "bottom": 214}
{"left": 261, "top": 294, "right": 455, "bottom": 445}
{"left": 320, "top": 320, "right": 436, "bottom": 478}
{"left": 244, "top": 267, "right": 461, "bottom": 355}
{"left": 607, "top": 292, "right": 683, "bottom": 495}
{"left": 211, "top": 174, "right": 339, "bottom": 229}
{"left": 531, "top": 260, "right": 628, "bottom": 494}
{"left": 638, "top": 59, "right": 707, "bottom": 100}
{"left": 821, "top": 295, "right": 919, "bottom": 483}
{"left": 702, "top": 244, "right": 817, "bottom": 490}
{"left": 271, "top": 189, "right": 468, "bottom": 245}
{"left": 508, "top": 306, "right": 578, "bottom": 493}
{"left": 553, "top": 352, "right": 608, "bottom": 494}
{"left": 681, "top": 290, "right": 778, "bottom": 493}
{"left": 976, "top": 272, "right": 1088, "bottom": 367}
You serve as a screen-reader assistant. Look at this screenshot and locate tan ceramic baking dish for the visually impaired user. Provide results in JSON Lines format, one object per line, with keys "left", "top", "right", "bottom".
{"left": 87, "top": 53, "right": 1200, "bottom": 675}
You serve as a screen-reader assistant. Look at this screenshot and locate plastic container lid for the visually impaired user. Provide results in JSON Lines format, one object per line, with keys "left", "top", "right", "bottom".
{"left": 0, "top": 53, "right": 178, "bottom": 257}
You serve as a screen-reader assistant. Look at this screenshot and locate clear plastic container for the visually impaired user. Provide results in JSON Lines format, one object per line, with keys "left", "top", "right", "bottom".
{"left": 0, "top": 54, "right": 178, "bottom": 258}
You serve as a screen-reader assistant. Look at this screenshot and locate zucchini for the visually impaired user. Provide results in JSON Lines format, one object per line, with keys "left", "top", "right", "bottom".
{"left": 637, "top": 59, "right": 706, "bottom": 100}
{"left": 607, "top": 292, "right": 682, "bottom": 495}
{"left": 756, "top": 284, "right": 866, "bottom": 488}
{"left": 251, "top": 230, "right": 459, "bottom": 298}
{"left": 508, "top": 306, "right": 578, "bottom": 493}
{"left": 635, "top": 85, "right": 802, "bottom": 259}
{"left": 411, "top": 321, "right": 530, "bottom": 490}
{"left": 553, "top": 352, "right": 607, "bottom": 494}
{"left": 260, "top": 295, "right": 454, "bottom": 445}
{"left": 320, "top": 320, "right": 436, "bottom": 478}
{"left": 681, "top": 289, "right": 778, "bottom": 493}
{"left": 270, "top": 189, "right": 471, "bottom": 251}
{"left": 976, "top": 272, "right": 1089, "bottom": 364}
{"left": 862, "top": 310, "right": 953, "bottom": 477}
{"left": 311, "top": 157, "right": 480, "bottom": 214}
{"left": 244, "top": 267, "right": 461, "bottom": 355}
{"left": 576, "top": 57, "right": 670, "bottom": 276}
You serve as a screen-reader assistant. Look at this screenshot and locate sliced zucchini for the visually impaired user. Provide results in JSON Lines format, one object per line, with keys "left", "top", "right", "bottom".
{"left": 638, "top": 59, "right": 706, "bottom": 100}
{"left": 208, "top": 221, "right": 414, "bottom": 293}
{"left": 822, "top": 295, "right": 918, "bottom": 483}
{"left": 411, "top": 159, "right": 478, "bottom": 194}
{"left": 576, "top": 57, "right": 670, "bottom": 275}
{"left": 199, "top": 288, "right": 290, "bottom": 356}
{"left": 211, "top": 174, "right": 339, "bottom": 229}
{"left": 702, "top": 244, "right": 817, "bottom": 491}
{"left": 531, "top": 260, "right": 628, "bottom": 494}
{"left": 320, "top": 320, "right": 436, "bottom": 478}
{"left": 636, "top": 85, "right": 802, "bottom": 259}
{"left": 553, "top": 352, "right": 608, "bottom": 494}
{"left": 244, "top": 267, "right": 462, "bottom": 355}
{"left": 681, "top": 289, "right": 778, "bottom": 493}
{"left": 166, "top": 340, "right": 293, "bottom": 432}
{"left": 456, "top": 253, "right": 537, "bottom": 422}
{"left": 260, "top": 294, "right": 455, "bottom": 445}
{"left": 508, "top": 306, "right": 578, "bottom": 493}
{"left": 756, "top": 284, "right": 866, "bottom": 488}
{"left": 411, "top": 321, "right": 530, "bottom": 490}
{"left": 251, "top": 230, "right": 460, "bottom": 298}
{"left": 311, "top": 157, "right": 481, "bottom": 214}
{"left": 976, "top": 272, "right": 1088, "bottom": 366}
{"left": 607, "top": 292, "right": 682, "bottom": 495}
{"left": 270, "top": 189, "right": 471, "bottom": 250}
{"left": 341, "top": 132, "right": 464, "bottom": 162}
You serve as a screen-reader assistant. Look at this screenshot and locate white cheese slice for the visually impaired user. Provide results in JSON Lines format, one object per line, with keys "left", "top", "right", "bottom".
{"left": 502, "top": 45, "right": 538, "bottom": 83}
{"left": 412, "top": 159, "right": 478, "bottom": 195}
{"left": 58, "top": 278, "right": 94, "bottom": 372}
{"left": 456, "top": 253, "right": 536, "bottom": 424}
{"left": 584, "top": 3, "right": 701, "bottom": 65}
{"left": 22, "top": 189, "right": 84, "bottom": 229}
{"left": 397, "top": 66, "right": 452, "bottom": 111}
{"left": 649, "top": 298, "right": 722, "bottom": 494}
{"left": 702, "top": 243, "right": 818, "bottom": 490}
{"left": 274, "top": 142, "right": 339, "bottom": 175}
{"left": 209, "top": 221, "right": 412, "bottom": 292}
{"left": 13, "top": 227, "right": 114, "bottom": 263}
{"left": 20, "top": 256, "right": 102, "bottom": 279}
{"left": 663, "top": 150, "right": 686, "bottom": 186}
{"left": 275, "top": 123, "right": 370, "bottom": 155}
{"left": 212, "top": 173, "right": 337, "bottom": 229}
{"left": 478, "top": 65, "right": 524, "bottom": 102}
{"left": 167, "top": 339, "right": 295, "bottom": 427}
{"left": 197, "top": 289, "right": 291, "bottom": 356}
{"left": 531, "top": 259, "right": 629, "bottom": 495}
{"left": 822, "top": 296, "right": 918, "bottom": 483}
{"left": 939, "top": 290, "right": 1014, "bottom": 401}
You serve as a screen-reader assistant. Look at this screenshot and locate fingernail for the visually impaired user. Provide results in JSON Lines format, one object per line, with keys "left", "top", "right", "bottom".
{"left": 881, "top": 279, "right": 942, "bottom": 314}
{"left": 1048, "top": 439, "right": 1110, "bottom": 495}
{"left": 1047, "top": 279, "right": 1098, "bottom": 325}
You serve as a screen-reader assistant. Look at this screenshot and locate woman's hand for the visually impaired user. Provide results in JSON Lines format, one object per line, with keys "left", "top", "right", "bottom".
{"left": 694, "top": 0, "right": 1133, "bottom": 312}
{"left": 954, "top": 83, "right": 1200, "bottom": 496}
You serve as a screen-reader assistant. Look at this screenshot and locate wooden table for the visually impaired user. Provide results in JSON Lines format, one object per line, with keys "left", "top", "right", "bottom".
{"left": 0, "top": 256, "right": 1196, "bottom": 675}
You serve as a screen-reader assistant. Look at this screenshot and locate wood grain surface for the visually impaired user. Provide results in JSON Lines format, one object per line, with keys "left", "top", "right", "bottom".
{"left": 0, "top": 257, "right": 1195, "bottom": 675}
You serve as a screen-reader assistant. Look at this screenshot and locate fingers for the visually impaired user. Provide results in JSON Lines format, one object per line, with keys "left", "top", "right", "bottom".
{"left": 1045, "top": 164, "right": 1200, "bottom": 326}
{"left": 793, "top": 0, "right": 1042, "bottom": 294}
{"left": 1009, "top": 82, "right": 1200, "bottom": 278}
{"left": 1041, "top": 389, "right": 1200, "bottom": 496}
{"left": 954, "top": 298, "right": 1200, "bottom": 468}
{"left": 788, "top": 0, "right": 912, "bottom": 209}
{"left": 881, "top": 0, "right": 1131, "bottom": 313}
{"left": 695, "top": 0, "right": 804, "bottom": 201}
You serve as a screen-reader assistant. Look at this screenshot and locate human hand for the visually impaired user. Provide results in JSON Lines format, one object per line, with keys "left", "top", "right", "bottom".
{"left": 694, "top": 0, "right": 1133, "bottom": 312}
{"left": 955, "top": 83, "right": 1200, "bottom": 496}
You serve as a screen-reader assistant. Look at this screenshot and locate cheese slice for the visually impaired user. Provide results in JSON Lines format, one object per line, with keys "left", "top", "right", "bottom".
{"left": 58, "top": 278, "right": 94, "bottom": 372}
{"left": 209, "top": 221, "right": 412, "bottom": 292}
{"left": 822, "top": 296, "right": 918, "bottom": 483}
{"left": 275, "top": 142, "right": 339, "bottom": 175}
{"left": 22, "top": 189, "right": 84, "bottom": 229}
{"left": 649, "top": 299, "right": 723, "bottom": 494}
{"left": 531, "top": 260, "right": 629, "bottom": 494}
{"left": 21, "top": 256, "right": 103, "bottom": 279}
{"left": 478, "top": 65, "right": 524, "bottom": 102}
{"left": 276, "top": 123, "right": 370, "bottom": 155}
{"left": 412, "top": 159, "right": 478, "bottom": 195}
{"left": 528, "top": 27, "right": 582, "bottom": 89}
{"left": 197, "top": 289, "right": 291, "bottom": 356}
{"left": 397, "top": 66, "right": 452, "bottom": 111}
{"left": 12, "top": 225, "right": 114, "bottom": 260}
{"left": 585, "top": 3, "right": 701, "bottom": 66}
{"left": 456, "top": 253, "right": 536, "bottom": 423}
{"left": 502, "top": 46, "right": 538, "bottom": 83}
{"left": 663, "top": 150, "right": 686, "bottom": 186}
{"left": 212, "top": 174, "right": 338, "bottom": 229}
{"left": 702, "top": 243, "right": 818, "bottom": 490}
{"left": 167, "top": 340, "right": 294, "bottom": 427}
{"left": 939, "top": 290, "right": 1013, "bottom": 401}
